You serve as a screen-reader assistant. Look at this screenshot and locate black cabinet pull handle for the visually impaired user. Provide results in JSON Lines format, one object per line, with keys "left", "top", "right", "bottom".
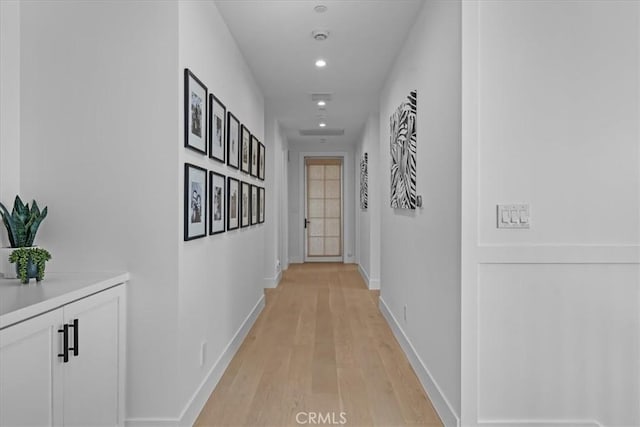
{"left": 69, "top": 319, "right": 79, "bottom": 357}
{"left": 58, "top": 324, "right": 69, "bottom": 363}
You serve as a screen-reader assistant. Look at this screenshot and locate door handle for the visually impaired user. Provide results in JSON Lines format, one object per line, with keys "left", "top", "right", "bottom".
{"left": 304, "top": 218, "right": 309, "bottom": 228}
{"left": 58, "top": 324, "right": 69, "bottom": 363}
{"left": 68, "top": 318, "right": 79, "bottom": 357}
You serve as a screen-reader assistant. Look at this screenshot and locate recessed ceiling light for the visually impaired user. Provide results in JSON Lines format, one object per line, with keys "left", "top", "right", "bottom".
{"left": 319, "top": 122, "right": 326, "bottom": 128}
{"left": 317, "top": 100, "right": 326, "bottom": 107}
{"left": 315, "top": 59, "right": 327, "bottom": 68}
{"left": 314, "top": 5, "right": 327, "bottom": 13}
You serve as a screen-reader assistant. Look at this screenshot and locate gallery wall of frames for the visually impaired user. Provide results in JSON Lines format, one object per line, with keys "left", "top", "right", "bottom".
{"left": 183, "top": 68, "right": 266, "bottom": 241}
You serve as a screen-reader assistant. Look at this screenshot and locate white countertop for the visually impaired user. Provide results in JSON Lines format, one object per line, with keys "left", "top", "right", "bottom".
{"left": 0, "top": 272, "right": 129, "bottom": 329}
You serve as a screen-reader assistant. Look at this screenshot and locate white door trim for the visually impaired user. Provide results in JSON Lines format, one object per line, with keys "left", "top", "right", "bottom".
{"left": 299, "top": 152, "right": 348, "bottom": 263}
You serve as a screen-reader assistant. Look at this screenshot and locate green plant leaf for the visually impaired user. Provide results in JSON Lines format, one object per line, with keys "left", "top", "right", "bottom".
{"left": 26, "top": 206, "right": 47, "bottom": 246}
{"left": 12, "top": 210, "right": 27, "bottom": 247}
{"left": 0, "top": 202, "right": 17, "bottom": 247}
{"left": 1, "top": 197, "right": 47, "bottom": 248}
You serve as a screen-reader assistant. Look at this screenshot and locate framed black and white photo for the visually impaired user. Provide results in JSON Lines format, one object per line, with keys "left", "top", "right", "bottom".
{"left": 241, "top": 125, "right": 251, "bottom": 174}
{"left": 184, "top": 163, "right": 207, "bottom": 240}
{"left": 250, "top": 136, "right": 259, "bottom": 177}
{"left": 184, "top": 69, "right": 207, "bottom": 154}
{"left": 258, "top": 142, "right": 265, "bottom": 181}
{"left": 227, "top": 177, "right": 240, "bottom": 231}
{"left": 240, "top": 181, "right": 250, "bottom": 228}
{"left": 209, "top": 171, "right": 225, "bottom": 235}
{"left": 390, "top": 90, "right": 418, "bottom": 209}
{"left": 208, "top": 94, "right": 226, "bottom": 163}
{"left": 227, "top": 112, "right": 240, "bottom": 169}
{"left": 250, "top": 184, "right": 258, "bottom": 225}
{"left": 258, "top": 187, "right": 265, "bottom": 223}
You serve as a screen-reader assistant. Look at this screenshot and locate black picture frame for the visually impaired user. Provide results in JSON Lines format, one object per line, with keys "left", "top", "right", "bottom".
{"left": 227, "top": 112, "right": 240, "bottom": 169}
{"left": 184, "top": 163, "right": 207, "bottom": 241}
{"left": 240, "top": 181, "right": 250, "bottom": 228}
{"left": 240, "top": 125, "right": 251, "bottom": 174}
{"left": 250, "top": 184, "right": 258, "bottom": 225}
{"left": 184, "top": 69, "right": 207, "bottom": 155}
{"left": 209, "top": 171, "right": 226, "bottom": 235}
{"left": 258, "top": 142, "right": 265, "bottom": 181}
{"left": 250, "top": 136, "right": 259, "bottom": 177}
{"left": 208, "top": 94, "right": 226, "bottom": 163}
{"left": 227, "top": 177, "right": 240, "bottom": 231}
{"left": 258, "top": 187, "right": 265, "bottom": 223}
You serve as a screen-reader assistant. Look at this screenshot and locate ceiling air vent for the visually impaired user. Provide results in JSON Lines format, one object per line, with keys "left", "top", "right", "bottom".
{"left": 299, "top": 129, "right": 344, "bottom": 136}
{"left": 312, "top": 30, "right": 329, "bottom": 41}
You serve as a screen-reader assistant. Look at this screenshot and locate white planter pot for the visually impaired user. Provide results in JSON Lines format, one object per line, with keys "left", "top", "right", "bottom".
{"left": 0, "top": 247, "right": 17, "bottom": 279}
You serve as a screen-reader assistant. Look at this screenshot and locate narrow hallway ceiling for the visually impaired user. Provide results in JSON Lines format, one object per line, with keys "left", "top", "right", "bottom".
{"left": 216, "top": 0, "right": 424, "bottom": 145}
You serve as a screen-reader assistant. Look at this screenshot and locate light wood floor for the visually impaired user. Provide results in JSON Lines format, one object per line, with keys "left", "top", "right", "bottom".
{"left": 195, "top": 263, "right": 442, "bottom": 427}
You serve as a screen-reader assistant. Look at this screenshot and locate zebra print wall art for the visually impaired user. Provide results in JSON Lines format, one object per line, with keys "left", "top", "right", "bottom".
{"left": 390, "top": 90, "right": 417, "bottom": 209}
{"left": 360, "top": 152, "right": 368, "bottom": 209}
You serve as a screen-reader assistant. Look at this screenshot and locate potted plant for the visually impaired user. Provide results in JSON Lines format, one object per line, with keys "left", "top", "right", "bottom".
{"left": 9, "top": 248, "right": 51, "bottom": 284}
{"left": 0, "top": 196, "right": 48, "bottom": 279}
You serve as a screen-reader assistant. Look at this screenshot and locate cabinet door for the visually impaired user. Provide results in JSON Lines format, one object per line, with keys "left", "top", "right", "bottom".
{"left": 62, "top": 285, "right": 125, "bottom": 427}
{"left": 0, "top": 309, "right": 64, "bottom": 426}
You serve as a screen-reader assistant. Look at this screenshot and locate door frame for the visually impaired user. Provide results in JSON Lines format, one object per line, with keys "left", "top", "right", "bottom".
{"left": 299, "top": 152, "right": 347, "bottom": 263}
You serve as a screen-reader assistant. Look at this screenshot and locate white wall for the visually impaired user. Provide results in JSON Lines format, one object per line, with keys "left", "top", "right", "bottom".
{"left": 18, "top": 0, "right": 181, "bottom": 420}
{"left": 287, "top": 142, "right": 355, "bottom": 264}
{"left": 378, "top": 1, "right": 462, "bottom": 425}
{"left": 461, "top": 1, "right": 640, "bottom": 426}
{"left": 177, "top": 0, "right": 266, "bottom": 422}
{"left": 0, "top": 0, "right": 21, "bottom": 211}
{"left": 354, "top": 113, "right": 380, "bottom": 289}
{"left": 277, "top": 124, "right": 289, "bottom": 272}
{"left": 263, "top": 106, "right": 289, "bottom": 286}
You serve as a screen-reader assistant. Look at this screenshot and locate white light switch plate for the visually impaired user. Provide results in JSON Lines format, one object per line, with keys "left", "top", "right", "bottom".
{"left": 497, "top": 204, "right": 530, "bottom": 229}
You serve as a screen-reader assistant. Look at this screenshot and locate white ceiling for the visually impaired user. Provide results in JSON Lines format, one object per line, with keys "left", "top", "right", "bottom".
{"left": 215, "top": 0, "right": 424, "bottom": 146}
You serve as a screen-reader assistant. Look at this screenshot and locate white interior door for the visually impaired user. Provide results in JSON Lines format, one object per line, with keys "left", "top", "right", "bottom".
{"left": 304, "top": 158, "right": 343, "bottom": 262}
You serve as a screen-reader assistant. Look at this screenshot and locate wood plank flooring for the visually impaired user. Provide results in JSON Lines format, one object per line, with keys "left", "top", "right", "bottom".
{"left": 195, "top": 263, "right": 442, "bottom": 427}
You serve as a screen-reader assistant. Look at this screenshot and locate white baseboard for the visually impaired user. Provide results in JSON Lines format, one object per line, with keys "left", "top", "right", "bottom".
{"left": 478, "top": 419, "right": 602, "bottom": 427}
{"left": 357, "top": 263, "right": 380, "bottom": 290}
{"left": 125, "top": 418, "right": 178, "bottom": 427}
{"left": 179, "top": 295, "right": 265, "bottom": 425}
{"left": 379, "top": 297, "right": 459, "bottom": 427}
{"left": 126, "top": 295, "right": 266, "bottom": 427}
{"left": 264, "top": 270, "right": 282, "bottom": 288}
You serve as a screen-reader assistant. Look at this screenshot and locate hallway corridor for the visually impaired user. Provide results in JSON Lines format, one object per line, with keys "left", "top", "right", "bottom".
{"left": 195, "top": 264, "right": 442, "bottom": 426}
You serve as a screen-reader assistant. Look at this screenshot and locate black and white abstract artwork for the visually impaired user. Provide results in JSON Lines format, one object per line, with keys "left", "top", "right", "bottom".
{"left": 390, "top": 90, "right": 417, "bottom": 209}
{"left": 360, "top": 152, "right": 368, "bottom": 209}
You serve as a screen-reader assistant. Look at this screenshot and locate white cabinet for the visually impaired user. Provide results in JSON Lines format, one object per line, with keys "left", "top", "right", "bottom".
{"left": 0, "top": 283, "right": 126, "bottom": 427}
{"left": 0, "top": 309, "right": 64, "bottom": 426}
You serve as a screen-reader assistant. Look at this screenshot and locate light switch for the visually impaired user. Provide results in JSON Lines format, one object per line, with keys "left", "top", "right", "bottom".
{"left": 497, "top": 204, "right": 530, "bottom": 229}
